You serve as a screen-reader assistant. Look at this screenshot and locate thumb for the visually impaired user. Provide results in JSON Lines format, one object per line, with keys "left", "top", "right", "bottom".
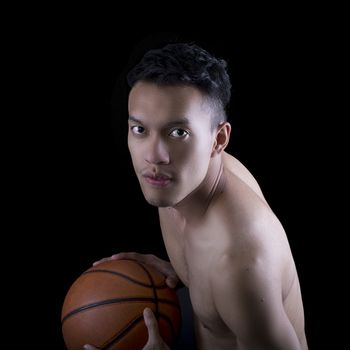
{"left": 143, "top": 308, "right": 161, "bottom": 342}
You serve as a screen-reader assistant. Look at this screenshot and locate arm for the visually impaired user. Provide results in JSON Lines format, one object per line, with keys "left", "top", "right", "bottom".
{"left": 212, "top": 254, "right": 301, "bottom": 350}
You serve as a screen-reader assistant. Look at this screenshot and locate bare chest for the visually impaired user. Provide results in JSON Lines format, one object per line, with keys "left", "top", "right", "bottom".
{"left": 182, "top": 244, "right": 237, "bottom": 349}
{"left": 187, "top": 252, "right": 230, "bottom": 335}
{"left": 159, "top": 211, "right": 232, "bottom": 335}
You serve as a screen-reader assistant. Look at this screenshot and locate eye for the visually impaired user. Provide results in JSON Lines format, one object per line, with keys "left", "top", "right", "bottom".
{"left": 169, "top": 128, "right": 189, "bottom": 138}
{"left": 130, "top": 126, "right": 145, "bottom": 135}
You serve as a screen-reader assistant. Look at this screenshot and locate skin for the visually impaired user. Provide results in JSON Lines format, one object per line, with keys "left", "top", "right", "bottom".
{"left": 88, "top": 81, "right": 308, "bottom": 350}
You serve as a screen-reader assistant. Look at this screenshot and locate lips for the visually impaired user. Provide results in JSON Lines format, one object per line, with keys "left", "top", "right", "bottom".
{"left": 142, "top": 171, "right": 172, "bottom": 187}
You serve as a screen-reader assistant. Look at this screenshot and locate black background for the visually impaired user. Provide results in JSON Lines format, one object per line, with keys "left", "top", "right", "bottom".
{"left": 21, "top": 30, "right": 329, "bottom": 349}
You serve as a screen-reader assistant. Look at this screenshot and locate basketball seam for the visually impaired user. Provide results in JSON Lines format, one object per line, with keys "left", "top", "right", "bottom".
{"left": 83, "top": 269, "right": 167, "bottom": 288}
{"left": 158, "top": 313, "right": 178, "bottom": 344}
{"left": 61, "top": 297, "right": 180, "bottom": 324}
{"left": 134, "top": 261, "right": 180, "bottom": 344}
{"left": 134, "top": 262, "right": 160, "bottom": 318}
{"left": 63, "top": 261, "right": 179, "bottom": 348}
{"left": 100, "top": 312, "right": 179, "bottom": 350}
{"left": 100, "top": 314, "right": 144, "bottom": 350}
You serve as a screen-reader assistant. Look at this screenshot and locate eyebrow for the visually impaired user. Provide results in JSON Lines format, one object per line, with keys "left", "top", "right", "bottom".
{"left": 128, "top": 116, "right": 190, "bottom": 128}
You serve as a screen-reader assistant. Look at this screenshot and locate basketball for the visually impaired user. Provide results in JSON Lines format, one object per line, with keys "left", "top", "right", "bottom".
{"left": 61, "top": 259, "right": 182, "bottom": 350}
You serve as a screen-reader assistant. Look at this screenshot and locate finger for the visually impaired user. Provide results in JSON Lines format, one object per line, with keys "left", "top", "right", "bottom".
{"left": 96, "top": 253, "right": 155, "bottom": 264}
{"left": 165, "top": 275, "right": 179, "bottom": 289}
{"left": 95, "top": 254, "right": 179, "bottom": 288}
{"left": 112, "top": 253, "right": 179, "bottom": 288}
{"left": 143, "top": 308, "right": 161, "bottom": 343}
{"left": 110, "top": 252, "right": 140, "bottom": 261}
{"left": 111, "top": 252, "right": 157, "bottom": 267}
{"left": 93, "top": 252, "right": 137, "bottom": 266}
{"left": 83, "top": 344, "right": 99, "bottom": 350}
{"left": 92, "top": 257, "right": 111, "bottom": 266}
{"left": 147, "top": 257, "right": 178, "bottom": 283}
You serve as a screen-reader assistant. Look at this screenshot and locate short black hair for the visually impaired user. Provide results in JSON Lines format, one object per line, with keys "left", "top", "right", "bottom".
{"left": 127, "top": 43, "right": 231, "bottom": 127}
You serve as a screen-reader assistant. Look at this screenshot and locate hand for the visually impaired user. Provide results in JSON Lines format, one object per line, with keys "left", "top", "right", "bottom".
{"left": 143, "top": 308, "right": 171, "bottom": 350}
{"left": 93, "top": 252, "right": 180, "bottom": 289}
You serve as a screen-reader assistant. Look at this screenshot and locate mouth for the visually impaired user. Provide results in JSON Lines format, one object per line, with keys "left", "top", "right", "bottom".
{"left": 142, "top": 172, "right": 172, "bottom": 188}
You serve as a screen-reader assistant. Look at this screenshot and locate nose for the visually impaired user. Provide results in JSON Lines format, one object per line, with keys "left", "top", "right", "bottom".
{"left": 144, "top": 135, "right": 170, "bottom": 165}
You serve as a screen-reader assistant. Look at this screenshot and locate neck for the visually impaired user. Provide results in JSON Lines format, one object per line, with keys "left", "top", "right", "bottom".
{"left": 171, "top": 154, "right": 226, "bottom": 223}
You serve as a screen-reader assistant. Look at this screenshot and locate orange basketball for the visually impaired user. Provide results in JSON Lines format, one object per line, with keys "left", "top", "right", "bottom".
{"left": 61, "top": 259, "right": 181, "bottom": 350}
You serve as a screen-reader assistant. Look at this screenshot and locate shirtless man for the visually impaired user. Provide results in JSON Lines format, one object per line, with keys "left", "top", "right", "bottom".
{"left": 85, "top": 43, "right": 308, "bottom": 350}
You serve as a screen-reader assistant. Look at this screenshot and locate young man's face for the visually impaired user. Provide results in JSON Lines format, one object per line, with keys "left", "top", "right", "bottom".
{"left": 128, "top": 81, "right": 216, "bottom": 208}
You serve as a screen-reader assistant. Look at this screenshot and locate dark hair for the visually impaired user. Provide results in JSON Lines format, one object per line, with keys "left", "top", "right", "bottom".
{"left": 127, "top": 43, "right": 231, "bottom": 127}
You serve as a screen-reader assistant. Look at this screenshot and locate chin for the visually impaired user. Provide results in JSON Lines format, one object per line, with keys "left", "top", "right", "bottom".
{"left": 145, "top": 197, "right": 174, "bottom": 208}
{"left": 140, "top": 186, "right": 179, "bottom": 208}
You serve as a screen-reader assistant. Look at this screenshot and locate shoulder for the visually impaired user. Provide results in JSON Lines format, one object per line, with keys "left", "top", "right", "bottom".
{"left": 211, "top": 250, "right": 276, "bottom": 294}
{"left": 217, "top": 155, "right": 272, "bottom": 227}
{"left": 215, "top": 180, "right": 285, "bottom": 252}
{"left": 213, "top": 159, "right": 289, "bottom": 256}
{"left": 222, "top": 152, "right": 267, "bottom": 204}
{"left": 210, "top": 252, "right": 302, "bottom": 349}
{"left": 209, "top": 199, "right": 292, "bottom": 303}
{"left": 209, "top": 153, "right": 294, "bottom": 293}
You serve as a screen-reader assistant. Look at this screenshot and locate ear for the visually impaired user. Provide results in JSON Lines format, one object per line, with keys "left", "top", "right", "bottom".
{"left": 211, "top": 122, "right": 231, "bottom": 157}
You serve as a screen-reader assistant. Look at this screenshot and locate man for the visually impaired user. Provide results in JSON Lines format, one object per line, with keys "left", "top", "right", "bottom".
{"left": 85, "top": 43, "right": 308, "bottom": 349}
